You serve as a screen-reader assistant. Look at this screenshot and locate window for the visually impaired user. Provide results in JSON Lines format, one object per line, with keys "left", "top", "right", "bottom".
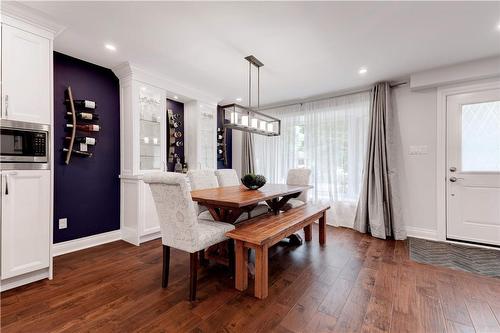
{"left": 461, "top": 101, "right": 500, "bottom": 172}
{"left": 254, "top": 92, "right": 370, "bottom": 227}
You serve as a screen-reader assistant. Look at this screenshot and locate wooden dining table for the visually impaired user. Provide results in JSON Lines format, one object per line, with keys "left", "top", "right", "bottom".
{"left": 191, "top": 184, "right": 312, "bottom": 225}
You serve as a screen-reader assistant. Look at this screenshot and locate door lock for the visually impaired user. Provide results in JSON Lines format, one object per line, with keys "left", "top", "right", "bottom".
{"left": 449, "top": 176, "right": 464, "bottom": 182}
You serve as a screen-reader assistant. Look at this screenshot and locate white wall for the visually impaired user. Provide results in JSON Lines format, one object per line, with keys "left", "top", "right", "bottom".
{"left": 392, "top": 86, "right": 439, "bottom": 239}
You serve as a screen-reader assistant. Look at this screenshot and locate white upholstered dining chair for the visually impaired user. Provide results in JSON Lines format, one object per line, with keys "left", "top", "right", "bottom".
{"left": 215, "top": 169, "right": 269, "bottom": 218}
{"left": 143, "top": 172, "right": 235, "bottom": 301}
{"left": 286, "top": 168, "right": 312, "bottom": 208}
{"left": 187, "top": 169, "right": 219, "bottom": 220}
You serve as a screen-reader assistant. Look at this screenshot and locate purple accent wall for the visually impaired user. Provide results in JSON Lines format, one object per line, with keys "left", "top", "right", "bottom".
{"left": 53, "top": 52, "right": 120, "bottom": 243}
{"left": 217, "top": 106, "right": 232, "bottom": 169}
{"left": 166, "top": 99, "right": 184, "bottom": 171}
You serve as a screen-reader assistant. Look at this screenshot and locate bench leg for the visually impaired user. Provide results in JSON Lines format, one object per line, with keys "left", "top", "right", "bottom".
{"left": 235, "top": 240, "right": 248, "bottom": 291}
{"left": 304, "top": 224, "right": 312, "bottom": 242}
{"left": 319, "top": 212, "right": 326, "bottom": 245}
{"left": 254, "top": 245, "right": 269, "bottom": 299}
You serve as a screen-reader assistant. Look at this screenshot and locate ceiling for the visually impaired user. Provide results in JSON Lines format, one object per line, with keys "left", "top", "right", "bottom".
{"left": 21, "top": 1, "right": 500, "bottom": 106}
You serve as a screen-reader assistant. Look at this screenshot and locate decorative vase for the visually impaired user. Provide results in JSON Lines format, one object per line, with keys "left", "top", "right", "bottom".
{"left": 241, "top": 174, "right": 267, "bottom": 190}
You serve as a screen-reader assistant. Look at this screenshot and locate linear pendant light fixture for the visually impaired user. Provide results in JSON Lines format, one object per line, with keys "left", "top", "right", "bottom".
{"left": 222, "top": 55, "right": 281, "bottom": 136}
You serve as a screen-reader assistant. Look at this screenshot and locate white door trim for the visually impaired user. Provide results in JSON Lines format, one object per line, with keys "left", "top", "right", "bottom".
{"left": 436, "top": 79, "right": 500, "bottom": 242}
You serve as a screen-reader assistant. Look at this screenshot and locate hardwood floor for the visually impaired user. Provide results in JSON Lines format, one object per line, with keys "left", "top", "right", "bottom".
{"left": 2, "top": 226, "right": 500, "bottom": 333}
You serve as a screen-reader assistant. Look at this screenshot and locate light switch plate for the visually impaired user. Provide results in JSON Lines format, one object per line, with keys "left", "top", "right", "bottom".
{"left": 409, "top": 145, "right": 428, "bottom": 155}
{"left": 59, "top": 218, "right": 68, "bottom": 229}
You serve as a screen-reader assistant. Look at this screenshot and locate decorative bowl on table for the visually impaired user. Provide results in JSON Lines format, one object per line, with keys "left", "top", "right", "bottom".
{"left": 241, "top": 174, "right": 267, "bottom": 190}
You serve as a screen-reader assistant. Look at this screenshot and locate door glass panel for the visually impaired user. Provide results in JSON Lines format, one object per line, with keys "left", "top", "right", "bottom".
{"left": 461, "top": 101, "right": 500, "bottom": 172}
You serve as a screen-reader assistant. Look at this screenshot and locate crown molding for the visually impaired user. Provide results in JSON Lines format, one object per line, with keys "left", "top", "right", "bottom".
{"left": 1, "top": 1, "right": 66, "bottom": 38}
{"left": 112, "top": 61, "right": 221, "bottom": 105}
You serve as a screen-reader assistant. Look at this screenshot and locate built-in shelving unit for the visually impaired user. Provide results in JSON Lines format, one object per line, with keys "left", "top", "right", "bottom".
{"left": 139, "top": 90, "right": 163, "bottom": 170}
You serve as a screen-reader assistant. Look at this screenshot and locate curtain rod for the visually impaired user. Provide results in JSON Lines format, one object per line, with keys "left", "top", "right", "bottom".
{"left": 258, "top": 80, "right": 409, "bottom": 111}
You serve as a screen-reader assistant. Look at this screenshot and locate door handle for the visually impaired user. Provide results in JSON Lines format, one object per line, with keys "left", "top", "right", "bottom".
{"left": 449, "top": 176, "right": 464, "bottom": 182}
{"left": 4, "top": 172, "right": 17, "bottom": 195}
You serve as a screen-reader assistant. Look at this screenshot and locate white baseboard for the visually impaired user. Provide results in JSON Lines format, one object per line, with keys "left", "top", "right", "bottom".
{"left": 1, "top": 268, "right": 49, "bottom": 292}
{"left": 52, "top": 230, "right": 122, "bottom": 256}
{"left": 405, "top": 226, "right": 438, "bottom": 241}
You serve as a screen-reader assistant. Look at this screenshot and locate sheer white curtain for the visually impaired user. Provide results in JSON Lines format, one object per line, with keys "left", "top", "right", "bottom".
{"left": 254, "top": 92, "right": 370, "bottom": 227}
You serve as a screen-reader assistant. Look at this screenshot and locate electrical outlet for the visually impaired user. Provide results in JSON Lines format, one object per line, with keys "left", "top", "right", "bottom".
{"left": 59, "top": 218, "right": 68, "bottom": 229}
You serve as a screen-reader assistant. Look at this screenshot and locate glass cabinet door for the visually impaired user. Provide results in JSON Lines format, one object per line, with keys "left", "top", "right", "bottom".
{"left": 199, "top": 106, "right": 216, "bottom": 169}
{"left": 139, "top": 86, "right": 164, "bottom": 171}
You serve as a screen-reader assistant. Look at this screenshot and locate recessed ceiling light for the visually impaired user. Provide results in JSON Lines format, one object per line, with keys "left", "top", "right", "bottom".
{"left": 358, "top": 67, "right": 368, "bottom": 75}
{"left": 105, "top": 44, "right": 116, "bottom": 51}
{"left": 497, "top": 23, "right": 500, "bottom": 30}
{"left": 173, "top": 95, "right": 179, "bottom": 100}
{"left": 236, "top": 97, "right": 242, "bottom": 102}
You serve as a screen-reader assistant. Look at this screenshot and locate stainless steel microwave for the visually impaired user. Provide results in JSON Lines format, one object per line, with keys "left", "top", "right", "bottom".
{"left": 0, "top": 119, "right": 50, "bottom": 170}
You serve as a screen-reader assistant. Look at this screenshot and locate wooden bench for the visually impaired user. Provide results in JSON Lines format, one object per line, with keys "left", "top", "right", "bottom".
{"left": 225, "top": 204, "right": 330, "bottom": 299}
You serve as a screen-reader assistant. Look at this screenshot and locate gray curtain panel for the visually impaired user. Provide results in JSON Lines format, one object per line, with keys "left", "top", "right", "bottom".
{"left": 354, "top": 82, "right": 406, "bottom": 240}
{"left": 241, "top": 132, "right": 255, "bottom": 175}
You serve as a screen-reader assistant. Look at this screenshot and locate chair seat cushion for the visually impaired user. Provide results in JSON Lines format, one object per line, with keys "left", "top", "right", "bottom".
{"left": 248, "top": 204, "right": 269, "bottom": 217}
{"left": 196, "top": 220, "right": 235, "bottom": 250}
{"left": 287, "top": 198, "right": 306, "bottom": 208}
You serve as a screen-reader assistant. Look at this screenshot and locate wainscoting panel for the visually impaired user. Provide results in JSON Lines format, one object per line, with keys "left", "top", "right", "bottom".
{"left": 409, "top": 237, "right": 500, "bottom": 277}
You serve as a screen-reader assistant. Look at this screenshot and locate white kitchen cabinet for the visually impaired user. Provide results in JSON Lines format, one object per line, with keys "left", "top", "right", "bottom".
{"left": 1, "top": 24, "right": 51, "bottom": 124}
{"left": 1, "top": 170, "right": 50, "bottom": 279}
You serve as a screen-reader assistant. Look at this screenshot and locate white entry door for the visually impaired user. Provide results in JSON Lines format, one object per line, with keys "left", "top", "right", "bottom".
{"left": 446, "top": 88, "right": 500, "bottom": 246}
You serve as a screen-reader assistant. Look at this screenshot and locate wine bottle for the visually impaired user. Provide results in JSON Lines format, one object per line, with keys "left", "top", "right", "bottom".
{"left": 173, "top": 131, "right": 182, "bottom": 138}
{"left": 217, "top": 142, "right": 225, "bottom": 146}
{"left": 217, "top": 134, "right": 223, "bottom": 140}
{"left": 66, "top": 124, "right": 100, "bottom": 131}
{"left": 65, "top": 136, "right": 96, "bottom": 145}
{"left": 218, "top": 149, "right": 223, "bottom": 154}
{"left": 63, "top": 148, "right": 93, "bottom": 157}
{"left": 66, "top": 99, "right": 96, "bottom": 109}
{"left": 67, "top": 112, "right": 99, "bottom": 120}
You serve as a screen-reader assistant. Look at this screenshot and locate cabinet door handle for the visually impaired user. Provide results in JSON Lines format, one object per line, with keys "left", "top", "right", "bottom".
{"left": 5, "top": 95, "right": 9, "bottom": 117}
{"left": 5, "top": 176, "right": 8, "bottom": 195}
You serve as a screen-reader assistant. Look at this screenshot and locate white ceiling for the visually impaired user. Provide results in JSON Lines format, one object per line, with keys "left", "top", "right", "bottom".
{"left": 21, "top": 1, "right": 500, "bottom": 106}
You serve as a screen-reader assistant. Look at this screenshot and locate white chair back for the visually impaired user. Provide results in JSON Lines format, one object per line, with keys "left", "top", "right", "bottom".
{"left": 187, "top": 169, "right": 219, "bottom": 214}
{"left": 215, "top": 169, "right": 240, "bottom": 187}
{"left": 143, "top": 172, "right": 200, "bottom": 252}
{"left": 187, "top": 169, "right": 219, "bottom": 190}
{"left": 287, "top": 168, "right": 312, "bottom": 202}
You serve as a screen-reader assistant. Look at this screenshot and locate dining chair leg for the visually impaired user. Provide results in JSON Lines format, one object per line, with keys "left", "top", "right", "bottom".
{"left": 227, "top": 240, "right": 235, "bottom": 277}
{"left": 189, "top": 252, "right": 198, "bottom": 301}
{"left": 162, "top": 245, "right": 170, "bottom": 288}
{"left": 199, "top": 249, "right": 208, "bottom": 267}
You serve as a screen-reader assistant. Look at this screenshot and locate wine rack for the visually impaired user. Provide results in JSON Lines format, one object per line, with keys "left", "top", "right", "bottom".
{"left": 64, "top": 86, "right": 98, "bottom": 164}
{"left": 217, "top": 127, "right": 228, "bottom": 166}
{"left": 167, "top": 108, "right": 183, "bottom": 167}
